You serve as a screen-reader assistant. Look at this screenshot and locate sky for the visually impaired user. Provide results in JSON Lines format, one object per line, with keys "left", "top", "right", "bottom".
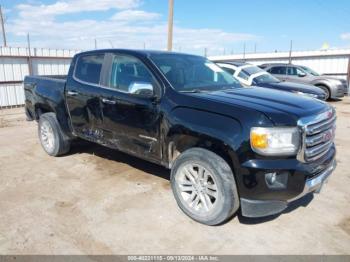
{"left": 1, "top": 0, "right": 350, "bottom": 56}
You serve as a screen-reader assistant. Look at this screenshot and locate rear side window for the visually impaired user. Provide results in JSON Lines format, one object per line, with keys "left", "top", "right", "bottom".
{"left": 268, "top": 66, "right": 287, "bottom": 75}
{"left": 75, "top": 54, "right": 104, "bottom": 84}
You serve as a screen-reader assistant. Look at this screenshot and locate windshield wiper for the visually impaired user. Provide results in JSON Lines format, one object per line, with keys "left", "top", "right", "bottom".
{"left": 180, "top": 89, "right": 207, "bottom": 93}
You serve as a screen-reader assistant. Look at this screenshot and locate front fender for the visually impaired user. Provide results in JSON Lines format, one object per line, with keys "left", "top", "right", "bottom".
{"left": 167, "top": 107, "right": 243, "bottom": 152}
{"left": 312, "top": 79, "right": 337, "bottom": 95}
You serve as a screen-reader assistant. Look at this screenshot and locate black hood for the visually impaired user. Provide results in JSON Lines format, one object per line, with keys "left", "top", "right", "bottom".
{"left": 188, "top": 87, "right": 329, "bottom": 126}
{"left": 257, "top": 81, "right": 325, "bottom": 97}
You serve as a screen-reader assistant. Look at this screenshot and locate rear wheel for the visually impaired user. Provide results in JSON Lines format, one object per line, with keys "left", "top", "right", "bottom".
{"left": 38, "top": 113, "right": 71, "bottom": 156}
{"left": 171, "top": 148, "right": 239, "bottom": 225}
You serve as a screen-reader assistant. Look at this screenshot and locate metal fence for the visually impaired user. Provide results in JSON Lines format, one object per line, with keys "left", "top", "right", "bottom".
{"left": 1, "top": 47, "right": 350, "bottom": 107}
{"left": 0, "top": 46, "right": 79, "bottom": 108}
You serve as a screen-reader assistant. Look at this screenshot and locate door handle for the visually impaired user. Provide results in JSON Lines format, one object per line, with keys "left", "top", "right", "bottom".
{"left": 67, "top": 91, "right": 79, "bottom": 96}
{"left": 101, "top": 98, "right": 117, "bottom": 105}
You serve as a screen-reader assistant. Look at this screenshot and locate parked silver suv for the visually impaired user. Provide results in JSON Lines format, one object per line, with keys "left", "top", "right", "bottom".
{"left": 260, "top": 63, "right": 348, "bottom": 100}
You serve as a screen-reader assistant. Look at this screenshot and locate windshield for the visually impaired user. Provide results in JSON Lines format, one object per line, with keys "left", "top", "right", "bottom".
{"left": 300, "top": 66, "right": 320, "bottom": 76}
{"left": 254, "top": 73, "right": 281, "bottom": 84}
{"left": 149, "top": 53, "right": 242, "bottom": 92}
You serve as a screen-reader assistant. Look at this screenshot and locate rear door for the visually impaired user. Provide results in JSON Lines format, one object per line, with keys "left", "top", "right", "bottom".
{"left": 98, "top": 53, "right": 162, "bottom": 162}
{"left": 267, "top": 66, "right": 288, "bottom": 81}
{"left": 65, "top": 53, "right": 106, "bottom": 140}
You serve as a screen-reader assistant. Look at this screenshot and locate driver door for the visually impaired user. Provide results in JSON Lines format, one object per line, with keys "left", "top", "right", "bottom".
{"left": 286, "top": 66, "right": 307, "bottom": 83}
{"left": 98, "top": 53, "right": 162, "bottom": 162}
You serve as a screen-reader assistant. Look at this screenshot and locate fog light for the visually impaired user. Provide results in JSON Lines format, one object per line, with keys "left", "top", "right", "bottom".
{"left": 265, "top": 171, "right": 289, "bottom": 189}
{"left": 266, "top": 172, "right": 277, "bottom": 186}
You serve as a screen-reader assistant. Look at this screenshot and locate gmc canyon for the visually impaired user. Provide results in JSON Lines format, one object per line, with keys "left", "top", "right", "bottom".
{"left": 24, "top": 49, "right": 337, "bottom": 225}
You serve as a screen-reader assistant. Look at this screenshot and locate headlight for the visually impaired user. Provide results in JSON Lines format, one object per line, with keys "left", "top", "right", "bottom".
{"left": 250, "top": 127, "right": 300, "bottom": 156}
{"left": 293, "top": 91, "right": 318, "bottom": 98}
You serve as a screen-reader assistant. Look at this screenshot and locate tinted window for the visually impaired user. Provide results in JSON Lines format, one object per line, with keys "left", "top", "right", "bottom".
{"left": 109, "top": 55, "right": 154, "bottom": 92}
{"left": 287, "top": 67, "right": 297, "bottom": 75}
{"left": 222, "top": 67, "right": 236, "bottom": 75}
{"left": 287, "top": 67, "right": 305, "bottom": 76}
{"left": 75, "top": 54, "right": 104, "bottom": 84}
{"left": 269, "top": 66, "right": 287, "bottom": 75}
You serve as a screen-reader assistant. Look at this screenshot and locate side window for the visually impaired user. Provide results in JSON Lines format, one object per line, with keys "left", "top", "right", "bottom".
{"left": 269, "top": 66, "right": 287, "bottom": 75}
{"left": 222, "top": 67, "right": 236, "bottom": 75}
{"left": 75, "top": 54, "right": 104, "bottom": 84}
{"left": 238, "top": 70, "right": 249, "bottom": 80}
{"left": 109, "top": 55, "right": 154, "bottom": 95}
{"left": 287, "top": 67, "right": 297, "bottom": 75}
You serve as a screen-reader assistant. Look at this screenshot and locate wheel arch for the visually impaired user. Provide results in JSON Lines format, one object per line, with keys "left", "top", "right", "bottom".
{"left": 314, "top": 81, "right": 333, "bottom": 98}
{"left": 34, "top": 102, "right": 73, "bottom": 138}
{"left": 34, "top": 102, "right": 55, "bottom": 119}
{"left": 166, "top": 130, "right": 240, "bottom": 180}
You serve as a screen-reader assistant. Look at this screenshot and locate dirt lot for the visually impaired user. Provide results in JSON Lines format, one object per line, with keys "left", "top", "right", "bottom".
{"left": 0, "top": 98, "right": 350, "bottom": 255}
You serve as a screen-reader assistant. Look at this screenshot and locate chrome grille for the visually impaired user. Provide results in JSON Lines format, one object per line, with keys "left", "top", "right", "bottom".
{"left": 298, "top": 107, "right": 336, "bottom": 162}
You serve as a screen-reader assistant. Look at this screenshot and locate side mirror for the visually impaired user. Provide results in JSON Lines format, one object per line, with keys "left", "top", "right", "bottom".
{"left": 298, "top": 72, "right": 306, "bottom": 77}
{"left": 128, "top": 81, "right": 154, "bottom": 97}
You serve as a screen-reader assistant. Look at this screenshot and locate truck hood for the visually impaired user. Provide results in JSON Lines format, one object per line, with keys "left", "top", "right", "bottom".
{"left": 258, "top": 81, "right": 325, "bottom": 96}
{"left": 190, "top": 87, "right": 329, "bottom": 126}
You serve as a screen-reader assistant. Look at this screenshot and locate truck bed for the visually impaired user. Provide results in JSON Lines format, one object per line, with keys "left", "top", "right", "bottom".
{"left": 24, "top": 75, "right": 68, "bottom": 123}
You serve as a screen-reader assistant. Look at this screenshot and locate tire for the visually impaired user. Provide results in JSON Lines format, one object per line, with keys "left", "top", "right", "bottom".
{"left": 170, "top": 148, "right": 239, "bottom": 225}
{"left": 316, "top": 85, "right": 330, "bottom": 100}
{"left": 38, "top": 112, "right": 71, "bottom": 156}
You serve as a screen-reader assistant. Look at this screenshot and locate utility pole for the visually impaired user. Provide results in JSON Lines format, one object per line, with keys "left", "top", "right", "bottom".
{"left": 243, "top": 42, "right": 246, "bottom": 60}
{"left": 347, "top": 55, "right": 350, "bottom": 92}
{"left": 27, "top": 33, "right": 33, "bottom": 75}
{"left": 0, "top": 5, "right": 7, "bottom": 47}
{"left": 94, "top": 38, "right": 97, "bottom": 49}
{"left": 167, "top": 0, "right": 174, "bottom": 51}
{"left": 204, "top": 47, "right": 207, "bottom": 57}
{"left": 108, "top": 40, "right": 114, "bottom": 48}
{"left": 289, "top": 40, "right": 293, "bottom": 64}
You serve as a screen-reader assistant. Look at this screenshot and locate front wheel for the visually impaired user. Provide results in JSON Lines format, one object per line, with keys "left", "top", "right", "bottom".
{"left": 317, "top": 85, "right": 330, "bottom": 100}
{"left": 171, "top": 148, "right": 239, "bottom": 225}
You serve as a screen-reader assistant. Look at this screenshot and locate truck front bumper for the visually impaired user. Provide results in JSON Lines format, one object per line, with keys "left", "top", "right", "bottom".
{"left": 239, "top": 147, "right": 336, "bottom": 218}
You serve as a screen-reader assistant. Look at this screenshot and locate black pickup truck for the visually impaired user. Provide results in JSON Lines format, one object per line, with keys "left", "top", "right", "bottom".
{"left": 24, "top": 49, "right": 337, "bottom": 225}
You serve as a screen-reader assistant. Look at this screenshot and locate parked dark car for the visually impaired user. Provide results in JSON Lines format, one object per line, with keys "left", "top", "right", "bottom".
{"left": 24, "top": 49, "right": 336, "bottom": 225}
{"left": 217, "top": 62, "right": 326, "bottom": 100}
{"left": 260, "top": 63, "right": 348, "bottom": 100}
